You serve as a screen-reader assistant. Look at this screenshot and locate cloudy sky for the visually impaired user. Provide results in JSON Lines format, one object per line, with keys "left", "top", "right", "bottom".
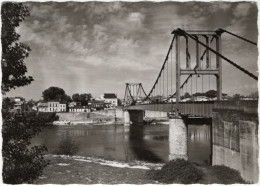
{"left": 6, "top": 1, "right": 258, "bottom": 100}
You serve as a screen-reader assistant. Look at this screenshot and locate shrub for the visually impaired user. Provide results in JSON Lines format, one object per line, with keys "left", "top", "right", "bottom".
{"left": 212, "top": 165, "right": 246, "bottom": 184}
{"left": 148, "top": 159, "right": 203, "bottom": 184}
{"left": 55, "top": 135, "right": 79, "bottom": 156}
{"left": 2, "top": 111, "right": 49, "bottom": 184}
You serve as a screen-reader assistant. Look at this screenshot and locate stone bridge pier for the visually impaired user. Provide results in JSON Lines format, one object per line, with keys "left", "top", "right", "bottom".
{"left": 124, "top": 110, "right": 144, "bottom": 125}
{"left": 168, "top": 117, "right": 188, "bottom": 160}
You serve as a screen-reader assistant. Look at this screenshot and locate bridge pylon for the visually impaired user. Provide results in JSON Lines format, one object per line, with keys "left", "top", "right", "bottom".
{"left": 172, "top": 29, "right": 224, "bottom": 105}
{"left": 124, "top": 83, "right": 148, "bottom": 106}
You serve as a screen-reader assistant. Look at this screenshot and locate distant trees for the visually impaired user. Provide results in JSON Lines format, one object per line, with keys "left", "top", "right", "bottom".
{"left": 1, "top": 3, "right": 33, "bottom": 94}
{"left": 72, "top": 93, "right": 92, "bottom": 105}
{"left": 181, "top": 92, "right": 191, "bottom": 99}
{"left": 42, "top": 86, "right": 72, "bottom": 102}
{"left": 249, "top": 91, "right": 258, "bottom": 98}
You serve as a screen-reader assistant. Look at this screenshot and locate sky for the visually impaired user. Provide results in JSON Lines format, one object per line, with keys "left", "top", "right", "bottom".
{"left": 5, "top": 1, "right": 258, "bottom": 100}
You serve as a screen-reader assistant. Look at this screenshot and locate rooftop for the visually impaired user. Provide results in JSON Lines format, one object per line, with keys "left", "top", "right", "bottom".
{"left": 104, "top": 93, "right": 117, "bottom": 99}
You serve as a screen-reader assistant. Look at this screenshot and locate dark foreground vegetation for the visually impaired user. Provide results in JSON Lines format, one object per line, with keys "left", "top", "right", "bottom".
{"left": 34, "top": 156, "right": 247, "bottom": 184}
{"left": 147, "top": 159, "right": 246, "bottom": 184}
{"left": 2, "top": 111, "right": 50, "bottom": 183}
{"left": 148, "top": 159, "right": 204, "bottom": 184}
{"left": 54, "top": 135, "right": 79, "bottom": 156}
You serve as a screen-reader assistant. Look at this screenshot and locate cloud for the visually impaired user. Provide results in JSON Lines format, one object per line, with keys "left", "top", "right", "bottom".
{"left": 233, "top": 3, "right": 251, "bottom": 18}
{"left": 7, "top": 1, "right": 258, "bottom": 100}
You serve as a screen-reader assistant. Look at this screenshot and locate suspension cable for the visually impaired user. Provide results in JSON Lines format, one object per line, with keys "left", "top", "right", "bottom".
{"left": 171, "top": 48, "right": 173, "bottom": 94}
{"left": 219, "top": 28, "right": 257, "bottom": 46}
{"left": 179, "top": 29, "right": 258, "bottom": 80}
{"left": 167, "top": 59, "right": 168, "bottom": 98}
{"left": 142, "top": 35, "right": 176, "bottom": 102}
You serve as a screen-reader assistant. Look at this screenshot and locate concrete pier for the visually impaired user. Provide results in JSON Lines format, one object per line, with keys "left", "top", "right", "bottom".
{"left": 169, "top": 118, "right": 188, "bottom": 160}
{"left": 124, "top": 111, "right": 130, "bottom": 124}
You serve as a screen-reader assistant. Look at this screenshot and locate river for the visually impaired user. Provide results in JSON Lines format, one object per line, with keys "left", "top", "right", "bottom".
{"left": 31, "top": 123, "right": 211, "bottom": 165}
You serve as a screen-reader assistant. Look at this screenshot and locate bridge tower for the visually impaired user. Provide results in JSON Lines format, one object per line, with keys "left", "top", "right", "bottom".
{"left": 124, "top": 83, "right": 148, "bottom": 105}
{"left": 172, "top": 29, "right": 224, "bottom": 106}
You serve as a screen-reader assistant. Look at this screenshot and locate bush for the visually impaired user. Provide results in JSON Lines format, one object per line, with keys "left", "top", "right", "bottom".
{"left": 148, "top": 159, "right": 204, "bottom": 184}
{"left": 37, "top": 112, "right": 59, "bottom": 124}
{"left": 212, "top": 165, "right": 246, "bottom": 184}
{"left": 2, "top": 111, "right": 49, "bottom": 184}
{"left": 55, "top": 135, "right": 79, "bottom": 156}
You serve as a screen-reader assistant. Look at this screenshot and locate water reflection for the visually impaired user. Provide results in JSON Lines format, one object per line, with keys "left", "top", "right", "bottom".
{"left": 128, "top": 125, "right": 164, "bottom": 162}
{"left": 31, "top": 123, "right": 211, "bottom": 165}
{"left": 188, "top": 124, "right": 211, "bottom": 165}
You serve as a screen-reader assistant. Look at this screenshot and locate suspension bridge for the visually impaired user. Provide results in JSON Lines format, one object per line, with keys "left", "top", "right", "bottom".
{"left": 123, "top": 28, "right": 258, "bottom": 118}
{"left": 121, "top": 28, "right": 258, "bottom": 183}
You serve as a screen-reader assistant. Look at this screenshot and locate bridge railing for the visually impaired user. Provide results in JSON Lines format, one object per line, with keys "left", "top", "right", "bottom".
{"left": 124, "top": 100, "right": 258, "bottom": 118}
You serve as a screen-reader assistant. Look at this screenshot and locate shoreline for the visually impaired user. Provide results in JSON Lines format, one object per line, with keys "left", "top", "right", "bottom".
{"left": 33, "top": 154, "right": 245, "bottom": 184}
{"left": 34, "top": 154, "right": 161, "bottom": 184}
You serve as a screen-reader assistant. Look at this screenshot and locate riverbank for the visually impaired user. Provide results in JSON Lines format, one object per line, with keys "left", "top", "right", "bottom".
{"left": 33, "top": 155, "right": 246, "bottom": 184}
{"left": 34, "top": 155, "right": 160, "bottom": 184}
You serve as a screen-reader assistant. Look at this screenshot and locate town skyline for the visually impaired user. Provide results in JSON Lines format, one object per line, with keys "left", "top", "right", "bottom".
{"left": 5, "top": 1, "right": 258, "bottom": 100}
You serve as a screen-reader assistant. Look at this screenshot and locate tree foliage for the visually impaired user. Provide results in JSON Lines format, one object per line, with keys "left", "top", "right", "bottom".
{"left": 42, "top": 86, "right": 71, "bottom": 102}
{"left": 1, "top": 2, "right": 33, "bottom": 94}
{"left": 2, "top": 111, "right": 50, "bottom": 184}
{"left": 1, "top": 3, "right": 49, "bottom": 184}
{"left": 72, "top": 93, "right": 92, "bottom": 105}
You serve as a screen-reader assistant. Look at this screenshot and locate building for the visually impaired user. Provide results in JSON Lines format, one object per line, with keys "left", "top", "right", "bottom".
{"left": 48, "top": 101, "right": 60, "bottom": 112}
{"left": 13, "top": 101, "right": 25, "bottom": 112}
{"left": 37, "top": 102, "right": 48, "bottom": 112}
{"left": 69, "top": 106, "right": 91, "bottom": 112}
{"left": 102, "top": 93, "right": 118, "bottom": 107}
{"left": 14, "top": 97, "right": 24, "bottom": 102}
{"left": 88, "top": 100, "right": 105, "bottom": 110}
{"left": 69, "top": 101, "right": 81, "bottom": 107}
{"left": 59, "top": 102, "right": 67, "bottom": 112}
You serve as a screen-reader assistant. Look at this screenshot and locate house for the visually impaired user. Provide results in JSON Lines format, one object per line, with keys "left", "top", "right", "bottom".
{"left": 69, "top": 101, "right": 81, "bottom": 107}
{"left": 48, "top": 101, "right": 60, "bottom": 112}
{"left": 88, "top": 100, "right": 105, "bottom": 110}
{"left": 102, "top": 93, "right": 118, "bottom": 107}
{"left": 59, "top": 102, "right": 67, "bottom": 112}
{"left": 37, "top": 102, "right": 48, "bottom": 112}
{"left": 14, "top": 97, "right": 24, "bottom": 102}
{"left": 13, "top": 101, "right": 25, "bottom": 112}
{"left": 69, "top": 106, "right": 91, "bottom": 112}
{"left": 168, "top": 96, "right": 176, "bottom": 103}
{"left": 193, "top": 96, "right": 209, "bottom": 102}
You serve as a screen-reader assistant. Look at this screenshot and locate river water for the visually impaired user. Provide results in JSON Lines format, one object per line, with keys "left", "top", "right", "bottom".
{"left": 31, "top": 124, "right": 211, "bottom": 165}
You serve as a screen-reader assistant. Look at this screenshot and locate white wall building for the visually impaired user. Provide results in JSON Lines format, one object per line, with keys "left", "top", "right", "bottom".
{"left": 69, "top": 106, "right": 90, "bottom": 112}
{"left": 37, "top": 102, "right": 48, "bottom": 112}
{"left": 59, "top": 103, "right": 67, "bottom": 112}
{"left": 48, "top": 101, "right": 60, "bottom": 112}
{"left": 102, "top": 93, "right": 118, "bottom": 107}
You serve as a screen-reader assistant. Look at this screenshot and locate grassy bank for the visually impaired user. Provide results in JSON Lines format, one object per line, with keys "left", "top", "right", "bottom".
{"left": 34, "top": 156, "right": 246, "bottom": 184}
{"left": 33, "top": 155, "right": 158, "bottom": 184}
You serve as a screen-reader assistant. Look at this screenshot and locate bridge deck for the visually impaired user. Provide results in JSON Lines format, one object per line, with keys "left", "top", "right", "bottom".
{"left": 124, "top": 100, "right": 258, "bottom": 118}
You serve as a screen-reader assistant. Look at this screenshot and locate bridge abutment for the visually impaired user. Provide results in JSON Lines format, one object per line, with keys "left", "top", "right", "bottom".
{"left": 212, "top": 101, "right": 258, "bottom": 183}
{"left": 124, "top": 111, "right": 130, "bottom": 124}
{"left": 169, "top": 118, "right": 188, "bottom": 160}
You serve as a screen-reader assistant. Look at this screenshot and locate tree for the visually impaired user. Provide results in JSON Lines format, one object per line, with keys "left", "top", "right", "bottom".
{"left": 249, "top": 91, "right": 258, "bottom": 98}
{"left": 42, "top": 86, "right": 71, "bottom": 102}
{"left": 1, "top": 2, "right": 33, "bottom": 94}
{"left": 2, "top": 111, "right": 49, "bottom": 184}
{"left": 72, "top": 93, "right": 92, "bottom": 105}
{"left": 233, "top": 94, "right": 241, "bottom": 100}
{"left": 1, "top": 3, "right": 48, "bottom": 184}
{"left": 205, "top": 90, "right": 217, "bottom": 98}
{"left": 117, "top": 98, "right": 122, "bottom": 106}
{"left": 2, "top": 97, "right": 15, "bottom": 111}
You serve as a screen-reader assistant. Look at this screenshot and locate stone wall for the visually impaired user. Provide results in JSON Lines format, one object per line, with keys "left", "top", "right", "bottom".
{"left": 212, "top": 101, "right": 258, "bottom": 183}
